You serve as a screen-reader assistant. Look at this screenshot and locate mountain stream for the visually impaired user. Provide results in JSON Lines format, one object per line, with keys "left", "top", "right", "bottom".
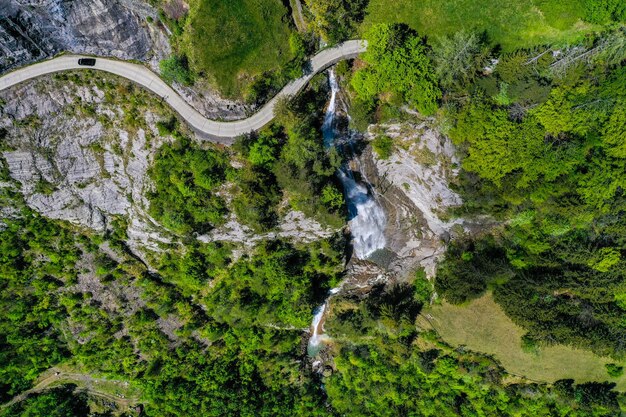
{"left": 307, "top": 70, "right": 386, "bottom": 356}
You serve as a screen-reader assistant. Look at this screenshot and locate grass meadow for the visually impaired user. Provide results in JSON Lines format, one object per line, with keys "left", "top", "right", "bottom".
{"left": 362, "top": 0, "right": 599, "bottom": 50}
{"left": 182, "top": 0, "right": 294, "bottom": 98}
{"left": 420, "top": 293, "right": 626, "bottom": 390}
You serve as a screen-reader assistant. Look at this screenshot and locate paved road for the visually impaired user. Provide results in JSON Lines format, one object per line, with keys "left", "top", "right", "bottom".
{"left": 290, "top": 0, "right": 307, "bottom": 31}
{"left": 0, "top": 40, "right": 367, "bottom": 144}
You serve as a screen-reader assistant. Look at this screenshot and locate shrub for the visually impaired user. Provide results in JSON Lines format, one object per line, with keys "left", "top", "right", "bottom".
{"left": 413, "top": 268, "right": 432, "bottom": 303}
{"left": 605, "top": 363, "right": 624, "bottom": 378}
{"left": 156, "top": 116, "right": 178, "bottom": 136}
{"left": 352, "top": 23, "right": 441, "bottom": 116}
{"left": 371, "top": 135, "right": 394, "bottom": 159}
{"left": 321, "top": 184, "right": 345, "bottom": 211}
{"left": 159, "top": 55, "right": 194, "bottom": 86}
{"left": 435, "top": 238, "right": 512, "bottom": 304}
{"left": 349, "top": 97, "right": 375, "bottom": 131}
{"left": 148, "top": 136, "right": 230, "bottom": 235}
{"left": 584, "top": 0, "right": 626, "bottom": 23}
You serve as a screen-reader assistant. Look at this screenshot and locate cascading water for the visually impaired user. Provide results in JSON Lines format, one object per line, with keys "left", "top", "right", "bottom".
{"left": 323, "top": 70, "right": 387, "bottom": 258}
{"left": 308, "top": 70, "right": 387, "bottom": 357}
{"left": 339, "top": 170, "right": 387, "bottom": 258}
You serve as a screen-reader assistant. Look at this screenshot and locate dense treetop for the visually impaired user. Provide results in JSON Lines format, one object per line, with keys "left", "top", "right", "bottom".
{"left": 3, "top": 1, "right": 626, "bottom": 415}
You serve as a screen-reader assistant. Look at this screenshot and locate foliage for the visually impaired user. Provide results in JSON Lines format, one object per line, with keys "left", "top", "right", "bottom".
{"left": 320, "top": 184, "right": 345, "bottom": 211}
{"left": 448, "top": 100, "right": 578, "bottom": 187}
{"left": 159, "top": 55, "right": 194, "bottom": 86}
{"left": 155, "top": 115, "right": 177, "bottom": 136}
{"left": 247, "top": 129, "right": 281, "bottom": 169}
{"left": 148, "top": 134, "right": 230, "bottom": 236}
{"left": 431, "top": 31, "right": 490, "bottom": 91}
{"left": 232, "top": 164, "right": 281, "bottom": 232}
{"left": 348, "top": 96, "right": 375, "bottom": 131}
{"left": 435, "top": 237, "right": 513, "bottom": 304}
{"left": 584, "top": 0, "right": 626, "bottom": 23}
{"left": 0, "top": 202, "right": 76, "bottom": 401}
{"left": 440, "top": 37, "right": 626, "bottom": 357}
{"left": 428, "top": 289, "right": 626, "bottom": 389}
{"left": 285, "top": 33, "right": 310, "bottom": 80}
{"left": 606, "top": 363, "right": 624, "bottom": 378}
{"left": 352, "top": 24, "right": 441, "bottom": 116}
{"left": 272, "top": 81, "right": 346, "bottom": 227}
{"left": 327, "top": 342, "right": 621, "bottom": 416}
{"left": 0, "top": 385, "right": 91, "bottom": 417}
{"left": 363, "top": 0, "right": 595, "bottom": 51}
{"left": 304, "top": 0, "right": 369, "bottom": 43}
{"left": 157, "top": 240, "right": 232, "bottom": 296}
{"left": 413, "top": 268, "right": 432, "bottom": 303}
{"left": 0, "top": 185, "right": 341, "bottom": 415}
{"left": 325, "top": 279, "right": 622, "bottom": 417}
{"left": 207, "top": 239, "right": 343, "bottom": 328}
{"left": 371, "top": 135, "right": 394, "bottom": 159}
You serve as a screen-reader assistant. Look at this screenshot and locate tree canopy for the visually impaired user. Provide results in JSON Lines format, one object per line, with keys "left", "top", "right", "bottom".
{"left": 352, "top": 24, "right": 442, "bottom": 116}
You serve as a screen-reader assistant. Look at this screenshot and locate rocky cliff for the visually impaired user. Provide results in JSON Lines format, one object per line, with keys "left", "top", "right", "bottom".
{"left": 361, "top": 122, "right": 465, "bottom": 278}
{"left": 0, "top": 72, "right": 334, "bottom": 263}
{"left": 0, "top": 72, "right": 172, "bottom": 257}
{"left": 0, "top": 0, "right": 169, "bottom": 73}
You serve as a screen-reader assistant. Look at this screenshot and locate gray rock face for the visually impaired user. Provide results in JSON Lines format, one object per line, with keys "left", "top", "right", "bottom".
{"left": 198, "top": 210, "right": 336, "bottom": 254}
{"left": 358, "top": 122, "right": 466, "bottom": 278}
{"left": 0, "top": 0, "right": 164, "bottom": 73}
{"left": 0, "top": 73, "right": 172, "bottom": 258}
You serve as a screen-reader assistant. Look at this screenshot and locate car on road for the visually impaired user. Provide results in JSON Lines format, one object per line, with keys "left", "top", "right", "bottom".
{"left": 78, "top": 58, "right": 96, "bottom": 66}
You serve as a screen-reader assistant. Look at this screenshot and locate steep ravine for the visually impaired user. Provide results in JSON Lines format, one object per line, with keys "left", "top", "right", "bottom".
{"left": 308, "top": 71, "right": 472, "bottom": 363}
{"left": 309, "top": 70, "right": 387, "bottom": 356}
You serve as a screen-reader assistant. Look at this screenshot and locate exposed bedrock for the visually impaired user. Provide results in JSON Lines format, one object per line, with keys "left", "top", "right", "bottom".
{"left": 0, "top": 0, "right": 167, "bottom": 73}
{"left": 355, "top": 122, "right": 467, "bottom": 280}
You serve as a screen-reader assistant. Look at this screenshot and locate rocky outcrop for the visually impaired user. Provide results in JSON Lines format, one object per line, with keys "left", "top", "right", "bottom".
{"left": 199, "top": 210, "right": 336, "bottom": 253}
{"left": 170, "top": 80, "right": 252, "bottom": 121}
{"left": 358, "top": 122, "right": 466, "bottom": 278}
{"left": 0, "top": 0, "right": 168, "bottom": 73}
{"left": 0, "top": 73, "right": 171, "bottom": 257}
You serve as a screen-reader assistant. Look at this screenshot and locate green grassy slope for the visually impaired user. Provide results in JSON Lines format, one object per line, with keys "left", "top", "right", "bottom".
{"left": 423, "top": 293, "right": 626, "bottom": 390}
{"left": 363, "top": 0, "right": 599, "bottom": 50}
{"left": 182, "top": 0, "right": 294, "bottom": 97}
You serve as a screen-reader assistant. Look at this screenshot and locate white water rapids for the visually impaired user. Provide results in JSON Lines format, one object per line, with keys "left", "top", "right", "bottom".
{"left": 308, "top": 70, "right": 386, "bottom": 357}
{"left": 323, "top": 70, "right": 387, "bottom": 258}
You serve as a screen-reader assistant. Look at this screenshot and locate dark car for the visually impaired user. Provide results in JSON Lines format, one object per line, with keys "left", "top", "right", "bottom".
{"left": 78, "top": 58, "right": 96, "bottom": 66}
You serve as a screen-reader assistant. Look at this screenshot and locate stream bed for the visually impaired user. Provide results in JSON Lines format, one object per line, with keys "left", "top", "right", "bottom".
{"left": 307, "top": 70, "right": 387, "bottom": 357}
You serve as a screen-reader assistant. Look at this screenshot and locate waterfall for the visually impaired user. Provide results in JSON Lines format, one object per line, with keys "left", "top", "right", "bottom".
{"left": 307, "top": 69, "right": 387, "bottom": 356}
{"left": 323, "top": 70, "right": 386, "bottom": 258}
{"left": 307, "top": 304, "right": 329, "bottom": 356}
{"left": 339, "top": 170, "right": 387, "bottom": 258}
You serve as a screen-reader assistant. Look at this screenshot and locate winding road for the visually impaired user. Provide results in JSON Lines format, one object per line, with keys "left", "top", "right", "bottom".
{"left": 0, "top": 40, "right": 366, "bottom": 144}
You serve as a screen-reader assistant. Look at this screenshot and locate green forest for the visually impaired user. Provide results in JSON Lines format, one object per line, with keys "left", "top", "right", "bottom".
{"left": 2, "top": 0, "right": 626, "bottom": 415}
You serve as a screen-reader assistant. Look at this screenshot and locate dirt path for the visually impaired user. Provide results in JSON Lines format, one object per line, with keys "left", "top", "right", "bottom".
{"left": 1, "top": 367, "right": 139, "bottom": 411}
